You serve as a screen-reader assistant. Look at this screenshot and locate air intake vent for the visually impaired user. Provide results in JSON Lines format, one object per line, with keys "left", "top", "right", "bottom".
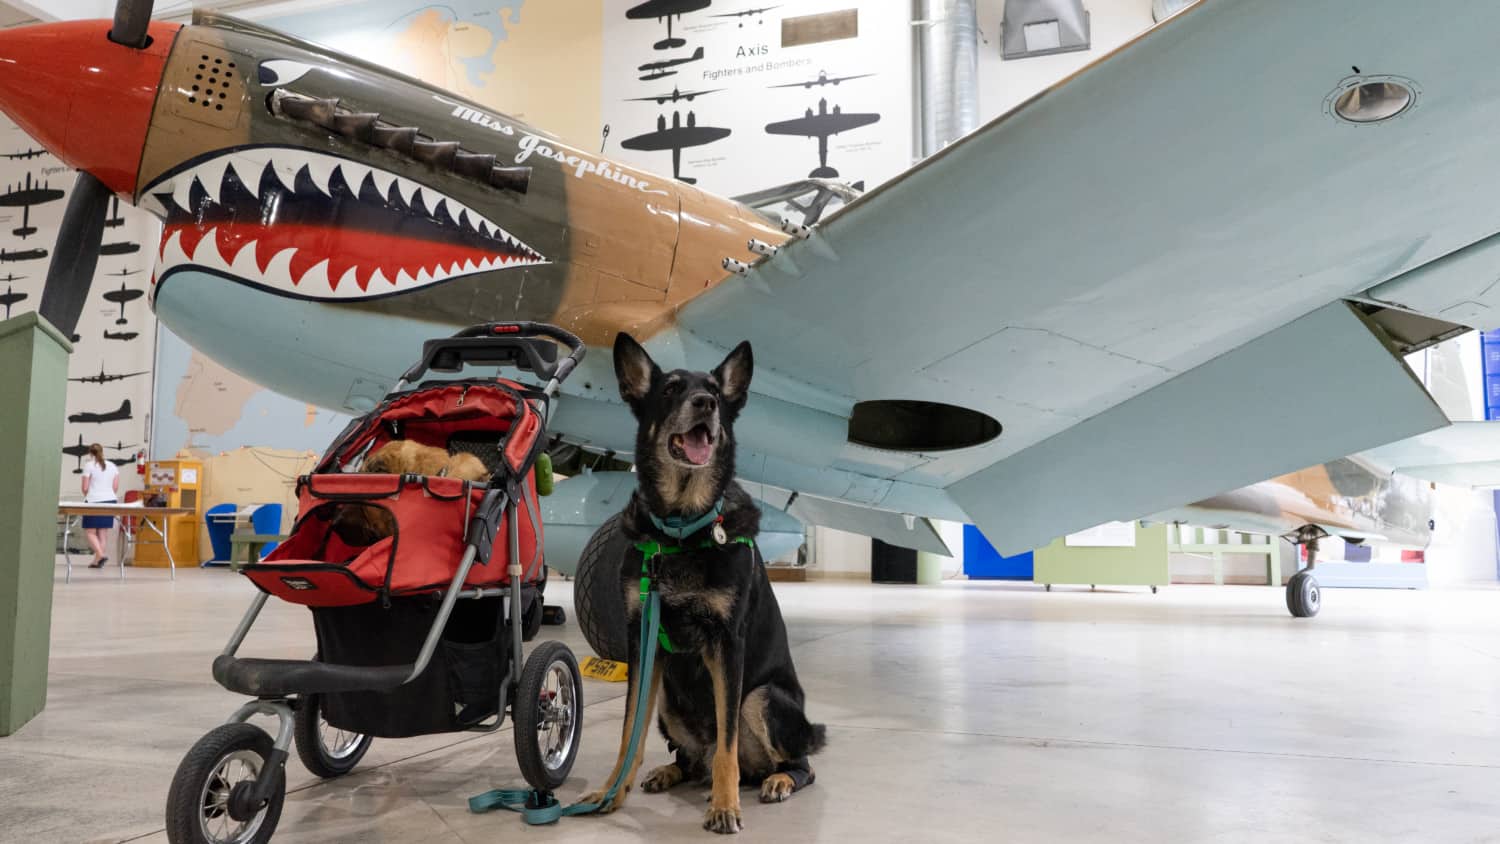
{"left": 165, "top": 40, "right": 248, "bottom": 129}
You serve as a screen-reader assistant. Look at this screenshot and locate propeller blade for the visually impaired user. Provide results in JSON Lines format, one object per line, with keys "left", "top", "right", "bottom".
{"left": 109, "top": 0, "right": 154, "bottom": 49}
{"left": 39, "top": 171, "right": 109, "bottom": 338}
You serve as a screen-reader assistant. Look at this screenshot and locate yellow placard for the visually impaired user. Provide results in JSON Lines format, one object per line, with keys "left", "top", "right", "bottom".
{"left": 580, "top": 656, "right": 628, "bottom": 682}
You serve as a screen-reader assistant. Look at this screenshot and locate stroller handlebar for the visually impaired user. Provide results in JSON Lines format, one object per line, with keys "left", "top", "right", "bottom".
{"left": 400, "top": 322, "right": 586, "bottom": 390}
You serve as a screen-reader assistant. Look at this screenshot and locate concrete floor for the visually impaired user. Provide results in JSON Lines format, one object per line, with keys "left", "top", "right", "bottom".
{"left": 5, "top": 564, "right": 1500, "bottom": 843}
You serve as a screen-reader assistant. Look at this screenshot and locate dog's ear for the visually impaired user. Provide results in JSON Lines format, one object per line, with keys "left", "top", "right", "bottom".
{"left": 614, "top": 332, "right": 660, "bottom": 406}
{"left": 712, "top": 341, "right": 753, "bottom": 410}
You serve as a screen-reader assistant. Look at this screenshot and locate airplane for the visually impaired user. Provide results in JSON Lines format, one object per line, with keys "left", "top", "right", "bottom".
{"left": 99, "top": 241, "right": 141, "bottom": 256}
{"left": 710, "top": 6, "right": 780, "bottom": 27}
{"left": 69, "top": 364, "right": 149, "bottom": 385}
{"left": 1, "top": 148, "right": 47, "bottom": 160}
{"left": 0, "top": 246, "right": 47, "bottom": 262}
{"left": 0, "top": 171, "right": 64, "bottom": 238}
{"left": 107, "top": 267, "right": 143, "bottom": 276}
{"left": 769, "top": 70, "right": 876, "bottom": 89}
{"left": 8, "top": 4, "right": 1500, "bottom": 631}
{"left": 102, "top": 281, "right": 143, "bottom": 325}
{"left": 627, "top": 0, "right": 710, "bottom": 51}
{"left": 61, "top": 435, "right": 137, "bottom": 473}
{"left": 104, "top": 196, "right": 126, "bottom": 228}
{"left": 103, "top": 329, "right": 140, "bottom": 341}
{"left": 638, "top": 46, "right": 704, "bottom": 81}
{"left": 626, "top": 86, "right": 725, "bottom": 104}
{"left": 69, "top": 399, "right": 133, "bottom": 424}
{"left": 621, "top": 110, "right": 732, "bottom": 184}
{"left": 764, "top": 98, "right": 880, "bottom": 178}
{"left": 0, "top": 284, "right": 23, "bottom": 318}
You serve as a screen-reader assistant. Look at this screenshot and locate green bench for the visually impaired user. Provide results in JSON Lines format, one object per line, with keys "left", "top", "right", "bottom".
{"left": 229, "top": 533, "right": 289, "bottom": 571}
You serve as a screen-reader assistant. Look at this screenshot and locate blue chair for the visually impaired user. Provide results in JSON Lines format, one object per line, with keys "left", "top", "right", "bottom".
{"left": 204, "top": 503, "right": 238, "bottom": 564}
{"left": 249, "top": 503, "right": 284, "bottom": 557}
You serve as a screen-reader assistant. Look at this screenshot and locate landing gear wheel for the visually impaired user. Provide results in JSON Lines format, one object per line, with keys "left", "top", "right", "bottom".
{"left": 514, "top": 640, "right": 583, "bottom": 790}
{"left": 166, "top": 722, "right": 285, "bottom": 844}
{"left": 575, "top": 512, "right": 630, "bottom": 661}
{"left": 294, "top": 694, "right": 371, "bottom": 778}
{"left": 1286, "top": 570, "right": 1321, "bottom": 618}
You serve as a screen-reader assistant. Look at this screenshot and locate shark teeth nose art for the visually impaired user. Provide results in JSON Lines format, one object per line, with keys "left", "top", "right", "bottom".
{"left": 144, "top": 147, "right": 545, "bottom": 301}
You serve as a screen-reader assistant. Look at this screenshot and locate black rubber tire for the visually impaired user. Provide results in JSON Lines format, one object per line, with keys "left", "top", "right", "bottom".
{"left": 1286, "top": 570, "right": 1321, "bottom": 618}
{"left": 294, "top": 694, "right": 372, "bottom": 778}
{"left": 513, "top": 640, "right": 584, "bottom": 790}
{"left": 542, "top": 605, "right": 566, "bottom": 625}
{"left": 522, "top": 594, "right": 544, "bottom": 642}
{"left": 574, "top": 512, "right": 630, "bottom": 661}
{"left": 166, "top": 723, "right": 285, "bottom": 844}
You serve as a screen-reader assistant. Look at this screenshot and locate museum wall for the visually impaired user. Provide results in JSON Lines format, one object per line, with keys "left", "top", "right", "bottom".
{"left": 975, "top": 0, "right": 1157, "bottom": 123}
{"left": 0, "top": 122, "right": 159, "bottom": 498}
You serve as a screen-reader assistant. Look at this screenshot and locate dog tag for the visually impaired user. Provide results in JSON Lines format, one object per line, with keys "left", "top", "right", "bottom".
{"left": 712, "top": 523, "right": 728, "bottom": 545}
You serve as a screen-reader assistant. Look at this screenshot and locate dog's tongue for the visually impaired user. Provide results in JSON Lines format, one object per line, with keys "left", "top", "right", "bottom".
{"left": 683, "top": 426, "right": 713, "bottom": 465}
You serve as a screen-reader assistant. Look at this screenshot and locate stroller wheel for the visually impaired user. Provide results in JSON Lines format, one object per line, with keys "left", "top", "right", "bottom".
{"left": 165, "top": 723, "right": 285, "bottom": 844}
{"left": 514, "top": 641, "right": 584, "bottom": 790}
{"left": 294, "top": 694, "right": 373, "bottom": 778}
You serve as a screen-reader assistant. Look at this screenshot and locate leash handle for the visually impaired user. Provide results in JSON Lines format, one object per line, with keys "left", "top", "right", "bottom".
{"left": 471, "top": 589, "right": 663, "bottom": 824}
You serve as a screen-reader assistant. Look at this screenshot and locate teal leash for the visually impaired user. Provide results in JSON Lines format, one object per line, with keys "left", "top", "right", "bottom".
{"left": 468, "top": 587, "right": 663, "bottom": 824}
{"left": 468, "top": 535, "right": 754, "bottom": 825}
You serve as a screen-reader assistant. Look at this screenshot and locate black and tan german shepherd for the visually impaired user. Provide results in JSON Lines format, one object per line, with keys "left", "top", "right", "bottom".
{"left": 584, "top": 333, "right": 826, "bottom": 834}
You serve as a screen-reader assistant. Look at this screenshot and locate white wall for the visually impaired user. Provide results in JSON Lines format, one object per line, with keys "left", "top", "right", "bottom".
{"left": 975, "top": 0, "right": 1157, "bottom": 124}
{"left": 812, "top": 526, "right": 872, "bottom": 578}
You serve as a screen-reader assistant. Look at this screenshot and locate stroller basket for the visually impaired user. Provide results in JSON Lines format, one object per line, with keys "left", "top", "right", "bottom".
{"left": 243, "top": 380, "right": 545, "bottom": 608}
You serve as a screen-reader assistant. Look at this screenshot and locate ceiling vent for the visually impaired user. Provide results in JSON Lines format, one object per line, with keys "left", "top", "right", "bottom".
{"left": 1001, "top": 0, "right": 1090, "bottom": 60}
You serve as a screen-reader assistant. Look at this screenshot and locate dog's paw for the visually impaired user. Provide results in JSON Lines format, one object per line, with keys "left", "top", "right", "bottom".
{"left": 581, "top": 786, "right": 630, "bottom": 814}
{"left": 641, "top": 764, "right": 684, "bottom": 793}
{"left": 759, "top": 773, "right": 795, "bottom": 803}
{"left": 703, "top": 805, "right": 743, "bottom": 834}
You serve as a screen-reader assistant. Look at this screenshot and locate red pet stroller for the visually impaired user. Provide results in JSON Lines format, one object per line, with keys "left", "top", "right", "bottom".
{"left": 165, "top": 323, "right": 586, "bottom": 844}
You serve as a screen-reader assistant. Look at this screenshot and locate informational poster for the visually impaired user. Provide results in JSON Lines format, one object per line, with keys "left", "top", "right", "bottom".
{"left": 600, "top": 1, "right": 913, "bottom": 199}
{"left": 1065, "top": 521, "right": 1137, "bottom": 547}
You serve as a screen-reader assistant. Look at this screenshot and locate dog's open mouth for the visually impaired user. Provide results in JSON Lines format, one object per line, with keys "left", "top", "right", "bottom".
{"left": 669, "top": 424, "right": 716, "bottom": 466}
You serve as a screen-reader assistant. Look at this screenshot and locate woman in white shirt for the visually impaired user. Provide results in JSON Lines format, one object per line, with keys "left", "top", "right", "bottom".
{"left": 80, "top": 443, "right": 120, "bottom": 569}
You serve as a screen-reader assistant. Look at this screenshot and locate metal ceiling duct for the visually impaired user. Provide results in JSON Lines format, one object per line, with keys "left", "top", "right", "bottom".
{"left": 1151, "top": 0, "right": 1199, "bottom": 22}
{"left": 1001, "top": 0, "right": 1090, "bottom": 60}
{"left": 917, "top": 0, "right": 980, "bottom": 157}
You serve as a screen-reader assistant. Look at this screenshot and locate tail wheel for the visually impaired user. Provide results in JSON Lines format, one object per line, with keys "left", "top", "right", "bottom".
{"left": 514, "top": 640, "right": 584, "bottom": 790}
{"left": 1286, "top": 570, "right": 1321, "bottom": 618}
{"left": 165, "top": 723, "right": 284, "bottom": 844}
{"left": 574, "top": 512, "right": 630, "bottom": 661}
{"left": 294, "top": 693, "right": 372, "bottom": 778}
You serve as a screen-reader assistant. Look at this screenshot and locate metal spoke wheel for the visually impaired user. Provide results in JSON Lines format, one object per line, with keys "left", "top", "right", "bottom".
{"left": 514, "top": 640, "right": 584, "bottom": 790}
{"left": 294, "top": 693, "right": 373, "bottom": 778}
{"left": 1286, "top": 569, "right": 1321, "bottom": 618}
{"left": 166, "top": 723, "right": 284, "bottom": 844}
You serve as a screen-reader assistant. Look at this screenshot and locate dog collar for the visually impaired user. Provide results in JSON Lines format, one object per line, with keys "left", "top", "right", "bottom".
{"left": 647, "top": 497, "right": 725, "bottom": 540}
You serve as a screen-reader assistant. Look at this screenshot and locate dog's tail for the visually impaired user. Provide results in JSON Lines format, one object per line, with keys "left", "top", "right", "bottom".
{"left": 807, "top": 723, "right": 828, "bottom": 755}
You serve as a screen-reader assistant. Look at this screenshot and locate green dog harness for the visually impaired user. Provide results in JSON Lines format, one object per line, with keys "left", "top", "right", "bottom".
{"left": 635, "top": 536, "right": 754, "bottom": 653}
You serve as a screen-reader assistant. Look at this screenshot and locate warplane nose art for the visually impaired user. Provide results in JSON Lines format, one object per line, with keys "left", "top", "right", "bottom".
{"left": 145, "top": 148, "right": 546, "bottom": 301}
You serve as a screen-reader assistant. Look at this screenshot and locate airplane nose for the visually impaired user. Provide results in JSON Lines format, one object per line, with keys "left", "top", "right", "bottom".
{"left": 0, "top": 20, "right": 180, "bottom": 196}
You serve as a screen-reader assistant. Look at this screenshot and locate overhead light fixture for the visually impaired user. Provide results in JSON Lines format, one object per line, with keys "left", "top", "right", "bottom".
{"left": 1151, "top": 0, "right": 1199, "bottom": 22}
{"left": 1325, "top": 75, "right": 1419, "bottom": 125}
{"left": 1001, "top": 0, "right": 1090, "bottom": 61}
